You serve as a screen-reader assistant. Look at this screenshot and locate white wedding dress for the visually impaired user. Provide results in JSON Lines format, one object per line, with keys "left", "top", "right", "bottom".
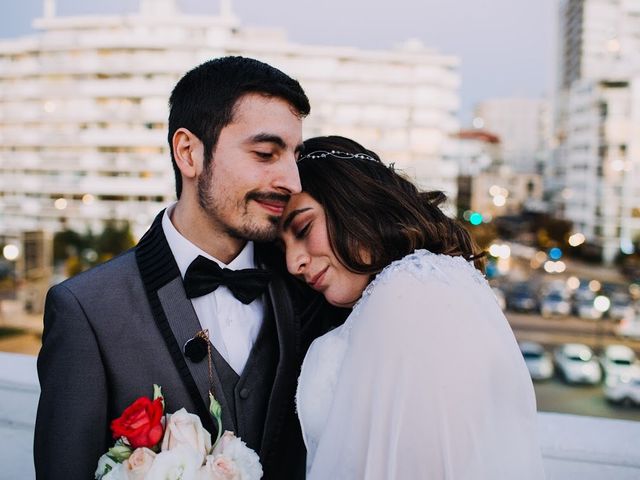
{"left": 297, "top": 250, "right": 545, "bottom": 479}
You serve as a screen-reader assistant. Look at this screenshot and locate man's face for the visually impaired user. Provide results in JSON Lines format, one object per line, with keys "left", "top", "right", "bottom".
{"left": 197, "top": 93, "right": 304, "bottom": 242}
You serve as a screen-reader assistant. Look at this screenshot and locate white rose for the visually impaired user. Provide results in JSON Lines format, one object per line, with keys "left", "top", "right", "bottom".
{"left": 162, "top": 408, "right": 212, "bottom": 461}
{"left": 211, "top": 432, "right": 262, "bottom": 480}
{"left": 102, "top": 463, "right": 126, "bottom": 480}
{"left": 95, "top": 453, "right": 124, "bottom": 480}
{"left": 146, "top": 446, "right": 202, "bottom": 480}
{"left": 197, "top": 455, "right": 239, "bottom": 480}
{"left": 124, "top": 447, "right": 156, "bottom": 479}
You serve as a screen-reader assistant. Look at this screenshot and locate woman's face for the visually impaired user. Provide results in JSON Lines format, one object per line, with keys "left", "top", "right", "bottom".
{"left": 279, "top": 192, "right": 370, "bottom": 307}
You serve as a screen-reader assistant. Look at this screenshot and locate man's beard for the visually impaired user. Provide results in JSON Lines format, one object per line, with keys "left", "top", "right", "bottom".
{"left": 197, "top": 169, "right": 288, "bottom": 242}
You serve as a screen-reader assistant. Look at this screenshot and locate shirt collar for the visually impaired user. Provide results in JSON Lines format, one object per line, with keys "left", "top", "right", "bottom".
{"left": 162, "top": 203, "right": 256, "bottom": 279}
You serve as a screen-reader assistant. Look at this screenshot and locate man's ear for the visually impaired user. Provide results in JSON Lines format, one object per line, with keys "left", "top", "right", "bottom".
{"left": 172, "top": 128, "right": 204, "bottom": 180}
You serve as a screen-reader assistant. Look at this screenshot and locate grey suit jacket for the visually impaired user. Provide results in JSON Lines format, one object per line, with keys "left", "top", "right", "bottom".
{"left": 34, "top": 211, "right": 347, "bottom": 479}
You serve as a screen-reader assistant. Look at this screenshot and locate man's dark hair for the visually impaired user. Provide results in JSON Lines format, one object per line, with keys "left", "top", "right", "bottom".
{"left": 168, "top": 56, "right": 311, "bottom": 198}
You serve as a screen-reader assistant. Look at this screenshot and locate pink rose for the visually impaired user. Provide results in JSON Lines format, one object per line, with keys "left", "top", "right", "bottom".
{"left": 199, "top": 455, "right": 240, "bottom": 480}
{"left": 161, "top": 408, "right": 212, "bottom": 461}
{"left": 211, "top": 431, "right": 236, "bottom": 456}
{"left": 124, "top": 448, "right": 156, "bottom": 480}
{"left": 210, "top": 431, "right": 262, "bottom": 479}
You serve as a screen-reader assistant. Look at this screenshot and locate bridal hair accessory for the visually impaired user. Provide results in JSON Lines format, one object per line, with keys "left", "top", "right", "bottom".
{"left": 297, "top": 150, "right": 379, "bottom": 163}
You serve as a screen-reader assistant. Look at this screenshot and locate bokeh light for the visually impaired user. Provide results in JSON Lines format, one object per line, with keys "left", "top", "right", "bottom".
{"left": 54, "top": 198, "right": 68, "bottom": 210}
{"left": 469, "top": 212, "right": 483, "bottom": 225}
{"left": 2, "top": 244, "right": 19, "bottom": 261}
{"left": 568, "top": 233, "right": 585, "bottom": 247}
{"left": 594, "top": 295, "right": 611, "bottom": 313}
{"left": 566, "top": 276, "right": 580, "bottom": 290}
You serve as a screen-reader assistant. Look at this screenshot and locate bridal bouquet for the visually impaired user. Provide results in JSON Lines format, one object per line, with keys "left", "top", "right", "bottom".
{"left": 95, "top": 385, "right": 263, "bottom": 480}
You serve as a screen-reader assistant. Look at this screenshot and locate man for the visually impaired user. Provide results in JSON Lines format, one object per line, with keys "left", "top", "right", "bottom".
{"left": 35, "top": 56, "right": 345, "bottom": 479}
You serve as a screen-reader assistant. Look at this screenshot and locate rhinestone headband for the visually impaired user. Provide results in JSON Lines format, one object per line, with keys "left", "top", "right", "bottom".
{"left": 297, "top": 150, "right": 379, "bottom": 163}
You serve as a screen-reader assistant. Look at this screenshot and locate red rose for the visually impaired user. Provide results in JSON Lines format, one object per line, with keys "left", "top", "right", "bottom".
{"left": 111, "top": 397, "right": 164, "bottom": 449}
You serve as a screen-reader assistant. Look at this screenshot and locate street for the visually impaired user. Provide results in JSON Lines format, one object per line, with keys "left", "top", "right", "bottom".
{"left": 532, "top": 377, "right": 640, "bottom": 422}
{"left": 507, "top": 310, "right": 640, "bottom": 421}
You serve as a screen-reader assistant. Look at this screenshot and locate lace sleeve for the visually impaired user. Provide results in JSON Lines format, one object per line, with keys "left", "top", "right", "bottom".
{"left": 307, "top": 252, "right": 545, "bottom": 479}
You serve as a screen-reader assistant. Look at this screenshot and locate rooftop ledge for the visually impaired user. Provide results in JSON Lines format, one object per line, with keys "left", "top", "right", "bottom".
{"left": 2, "top": 351, "right": 639, "bottom": 479}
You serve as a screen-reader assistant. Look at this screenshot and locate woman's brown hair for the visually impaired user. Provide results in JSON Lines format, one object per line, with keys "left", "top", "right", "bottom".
{"left": 298, "top": 136, "right": 485, "bottom": 275}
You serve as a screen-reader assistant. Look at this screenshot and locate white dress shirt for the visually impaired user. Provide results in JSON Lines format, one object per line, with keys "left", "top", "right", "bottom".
{"left": 162, "top": 205, "right": 264, "bottom": 375}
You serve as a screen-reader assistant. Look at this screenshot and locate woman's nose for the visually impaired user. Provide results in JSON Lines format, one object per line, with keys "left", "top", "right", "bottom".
{"left": 286, "top": 247, "right": 309, "bottom": 276}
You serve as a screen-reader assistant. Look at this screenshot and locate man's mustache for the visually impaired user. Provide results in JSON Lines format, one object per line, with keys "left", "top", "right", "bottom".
{"left": 246, "top": 191, "right": 291, "bottom": 204}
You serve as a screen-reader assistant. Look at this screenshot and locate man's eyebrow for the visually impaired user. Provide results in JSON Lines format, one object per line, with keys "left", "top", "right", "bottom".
{"left": 247, "top": 133, "right": 286, "bottom": 149}
{"left": 282, "top": 207, "right": 312, "bottom": 231}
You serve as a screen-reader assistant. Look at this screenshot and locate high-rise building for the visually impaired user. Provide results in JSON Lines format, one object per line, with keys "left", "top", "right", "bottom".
{"left": 474, "top": 98, "right": 551, "bottom": 175}
{"left": 0, "top": 0, "right": 460, "bottom": 242}
{"left": 553, "top": 0, "right": 640, "bottom": 263}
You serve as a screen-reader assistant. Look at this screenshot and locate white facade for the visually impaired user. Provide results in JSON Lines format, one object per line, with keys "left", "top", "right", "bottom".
{"left": 0, "top": 0, "right": 460, "bottom": 241}
{"left": 554, "top": 0, "right": 640, "bottom": 263}
{"left": 474, "top": 98, "right": 551, "bottom": 175}
{"left": 560, "top": 0, "right": 640, "bottom": 89}
{"left": 563, "top": 78, "right": 640, "bottom": 263}
{"left": 446, "top": 130, "right": 501, "bottom": 177}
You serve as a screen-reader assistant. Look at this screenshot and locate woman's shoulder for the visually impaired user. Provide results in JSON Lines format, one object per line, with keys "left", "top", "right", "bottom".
{"left": 346, "top": 250, "right": 486, "bottom": 322}
{"left": 367, "top": 249, "right": 484, "bottom": 293}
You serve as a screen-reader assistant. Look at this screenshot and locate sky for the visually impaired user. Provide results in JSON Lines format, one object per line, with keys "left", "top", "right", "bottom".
{"left": 0, "top": 0, "right": 557, "bottom": 123}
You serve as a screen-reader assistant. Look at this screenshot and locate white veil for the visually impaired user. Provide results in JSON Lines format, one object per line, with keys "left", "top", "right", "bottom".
{"left": 306, "top": 252, "right": 545, "bottom": 479}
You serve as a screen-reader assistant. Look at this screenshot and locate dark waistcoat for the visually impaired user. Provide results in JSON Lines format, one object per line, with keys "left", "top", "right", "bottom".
{"left": 210, "top": 301, "right": 279, "bottom": 453}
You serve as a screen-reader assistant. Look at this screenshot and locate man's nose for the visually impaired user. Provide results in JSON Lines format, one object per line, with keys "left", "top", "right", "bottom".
{"left": 273, "top": 152, "right": 302, "bottom": 194}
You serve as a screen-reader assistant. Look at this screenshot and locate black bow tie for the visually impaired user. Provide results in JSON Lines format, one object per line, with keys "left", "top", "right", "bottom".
{"left": 183, "top": 255, "right": 271, "bottom": 305}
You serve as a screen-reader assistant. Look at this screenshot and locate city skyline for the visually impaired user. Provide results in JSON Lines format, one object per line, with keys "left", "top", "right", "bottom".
{"left": 1, "top": 0, "right": 556, "bottom": 121}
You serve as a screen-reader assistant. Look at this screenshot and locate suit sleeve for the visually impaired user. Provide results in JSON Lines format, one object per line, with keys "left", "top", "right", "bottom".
{"left": 34, "top": 284, "right": 109, "bottom": 480}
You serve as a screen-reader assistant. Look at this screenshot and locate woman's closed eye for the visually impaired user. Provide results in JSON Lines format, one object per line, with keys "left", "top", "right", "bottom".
{"left": 294, "top": 222, "right": 312, "bottom": 239}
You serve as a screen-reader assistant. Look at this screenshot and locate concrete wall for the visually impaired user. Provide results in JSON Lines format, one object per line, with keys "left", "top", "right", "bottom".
{"left": 2, "top": 352, "right": 640, "bottom": 479}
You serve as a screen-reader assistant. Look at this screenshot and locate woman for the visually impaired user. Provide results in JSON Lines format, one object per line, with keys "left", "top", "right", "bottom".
{"left": 280, "top": 136, "right": 545, "bottom": 479}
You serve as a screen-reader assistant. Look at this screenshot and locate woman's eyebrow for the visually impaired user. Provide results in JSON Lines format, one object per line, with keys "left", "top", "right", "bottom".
{"left": 281, "top": 207, "right": 312, "bottom": 231}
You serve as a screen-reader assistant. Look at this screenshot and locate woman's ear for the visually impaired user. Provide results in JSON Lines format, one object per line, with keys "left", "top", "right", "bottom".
{"left": 172, "top": 128, "right": 204, "bottom": 180}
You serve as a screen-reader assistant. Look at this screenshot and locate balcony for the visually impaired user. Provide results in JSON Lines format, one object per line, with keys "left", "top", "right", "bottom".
{"left": 5, "top": 352, "right": 637, "bottom": 479}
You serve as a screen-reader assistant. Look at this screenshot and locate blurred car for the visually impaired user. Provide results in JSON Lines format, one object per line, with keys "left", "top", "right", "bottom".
{"left": 604, "top": 373, "right": 640, "bottom": 406}
{"left": 600, "top": 345, "right": 640, "bottom": 381}
{"left": 554, "top": 343, "right": 602, "bottom": 385}
{"left": 540, "top": 280, "right": 570, "bottom": 298}
{"left": 506, "top": 284, "right": 538, "bottom": 313}
{"left": 574, "top": 299, "right": 604, "bottom": 320}
{"left": 616, "top": 312, "right": 640, "bottom": 340}
{"left": 491, "top": 287, "right": 506, "bottom": 311}
{"left": 573, "top": 285, "right": 596, "bottom": 303}
{"left": 540, "top": 291, "right": 571, "bottom": 318}
{"left": 608, "top": 293, "right": 635, "bottom": 320}
{"left": 519, "top": 341, "right": 554, "bottom": 381}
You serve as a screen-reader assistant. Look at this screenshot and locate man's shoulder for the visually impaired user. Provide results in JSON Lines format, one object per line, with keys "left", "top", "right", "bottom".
{"left": 55, "top": 247, "right": 139, "bottom": 295}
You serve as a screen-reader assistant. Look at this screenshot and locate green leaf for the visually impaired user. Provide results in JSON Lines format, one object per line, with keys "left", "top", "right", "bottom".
{"left": 209, "top": 392, "right": 221, "bottom": 419}
{"left": 107, "top": 438, "right": 133, "bottom": 462}
{"left": 209, "top": 392, "right": 223, "bottom": 447}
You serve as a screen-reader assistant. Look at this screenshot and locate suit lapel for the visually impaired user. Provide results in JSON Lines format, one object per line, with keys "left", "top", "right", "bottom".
{"left": 257, "top": 253, "right": 300, "bottom": 459}
{"left": 156, "top": 278, "right": 235, "bottom": 432}
{"left": 135, "top": 211, "right": 218, "bottom": 435}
